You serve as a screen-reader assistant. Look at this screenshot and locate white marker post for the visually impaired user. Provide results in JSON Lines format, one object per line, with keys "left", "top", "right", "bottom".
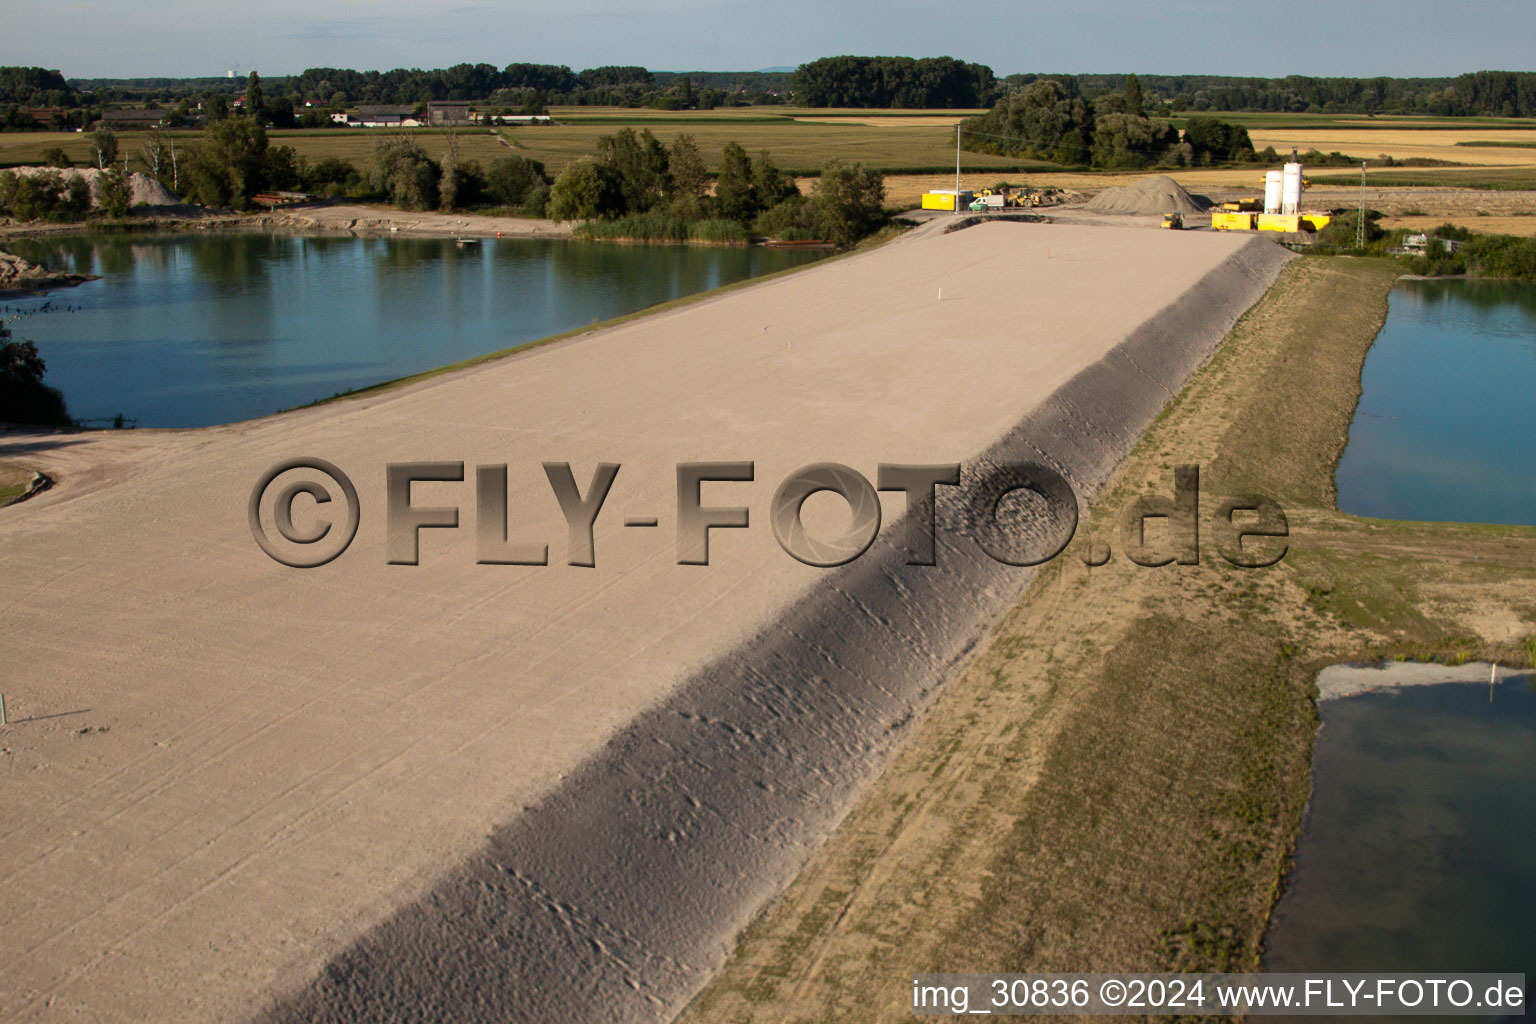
{"left": 1, "top": 692, "right": 6, "bottom": 726}
{"left": 1491, "top": 662, "right": 1497, "bottom": 703}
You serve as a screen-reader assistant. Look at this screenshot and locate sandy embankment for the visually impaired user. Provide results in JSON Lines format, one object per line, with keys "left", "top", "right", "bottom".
{"left": 266, "top": 203, "right": 577, "bottom": 238}
{"left": 0, "top": 221, "right": 1288, "bottom": 1023}
{"left": 1316, "top": 660, "right": 1524, "bottom": 700}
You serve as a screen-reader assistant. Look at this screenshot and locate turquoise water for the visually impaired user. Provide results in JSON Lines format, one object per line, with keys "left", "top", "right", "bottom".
{"left": 1335, "top": 278, "right": 1536, "bottom": 527}
{"left": 1265, "top": 677, "right": 1536, "bottom": 985}
{"left": 1, "top": 234, "right": 824, "bottom": 428}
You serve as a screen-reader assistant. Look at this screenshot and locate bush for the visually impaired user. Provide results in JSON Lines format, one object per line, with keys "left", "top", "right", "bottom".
{"left": 548, "top": 157, "right": 623, "bottom": 220}
{"left": 752, "top": 195, "right": 812, "bottom": 238}
{"left": 302, "top": 157, "right": 363, "bottom": 198}
{"left": 41, "top": 146, "right": 71, "bottom": 168}
{"left": 521, "top": 180, "right": 550, "bottom": 217}
{"left": 0, "top": 329, "right": 71, "bottom": 427}
{"left": 0, "top": 169, "right": 90, "bottom": 222}
{"left": 98, "top": 166, "right": 132, "bottom": 217}
{"left": 440, "top": 160, "right": 487, "bottom": 211}
{"left": 808, "top": 161, "right": 886, "bottom": 246}
{"left": 485, "top": 154, "right": 549, "bottom": 208}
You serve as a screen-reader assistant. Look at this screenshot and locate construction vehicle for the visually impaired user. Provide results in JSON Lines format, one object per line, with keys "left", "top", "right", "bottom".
{"left": 1161, "top": 212, "right": 1185, "bottom": 230}
{"left": 969, "top": 187, "right": 1034, "bottom": 211}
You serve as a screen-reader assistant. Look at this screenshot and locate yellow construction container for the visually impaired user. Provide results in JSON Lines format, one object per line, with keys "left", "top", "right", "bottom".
{"left": 1213, "top": 210, "right": 1332, "bottom": 233}
{"left": 1211, "top": 211, "right": 1254, "bottom": 231}
{"left": 1257, "top": 213, "right": 1301, "bottom": 232}
{"left": 921, "top": 190, "right": 974, "bottom": 211}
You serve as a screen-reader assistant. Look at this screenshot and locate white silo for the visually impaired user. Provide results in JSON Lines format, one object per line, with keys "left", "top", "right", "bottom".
{"left": 1282, "top": 162, "right": 1303, "bottom": 215}
{"left": 1264, "top": 170, "right": 1283, "bottom": 214}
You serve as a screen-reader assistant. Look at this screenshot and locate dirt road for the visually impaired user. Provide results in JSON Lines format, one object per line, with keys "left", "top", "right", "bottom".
{"left": 0, "top": 222, "right": 1288, "bottom": 1022}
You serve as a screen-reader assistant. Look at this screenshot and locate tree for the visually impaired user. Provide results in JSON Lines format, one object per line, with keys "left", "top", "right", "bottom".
{"left": 485, "top": 154, "right": 548, "bottom": 208}
{"left": 246, "top": 71, "right": 266, "bottom": 124}
{"left": 809, "top": 160, "right": 885, "bottom": 246}
{"left": 961, "top": 79, "right": 1093, "bottom": 160}
{"left": 182, "top": 118, "right": 269, "bottom": 208}
{"left": 0, "top": 323, "right": 71, "bottom": 426}
{"left": 372, "top": 136, "right": 440, "bottom": 210}
{"left": 91, "top": 126, "right": 117, "bottom": 170}
{"left": 136, "top": 127, "right": 172, "bottom": 182}
{"left": 666, "top": 134, "right": 709, "bottom": 218}
{"left": 99, "top": 166, "right": 132, "bottom": 217}
{"left": 597, "top": 127, "right": 670, "bottom": 213}
{"left": 41, "top": 146, "right": 71, "bottom": 168}
{"left": 713, "top": 141, "right": 757, "bottom": 224}
{"left": 1124, "top": 73, "right": 1144, "bottom": 115}
{"left": 752, "top": 150, "right": 798, "bottom": 209}
{"left": 1089, "top": 113, "right": 1179, "bottom": 169}
{"left": 1182, "top": 117, "right": 1255, "bottom": 164}
{"left": 440, "top": 160, "right": 486, "bottom": 210}
{"left": 547, "top": 156, "right": 622, "bottom": 220}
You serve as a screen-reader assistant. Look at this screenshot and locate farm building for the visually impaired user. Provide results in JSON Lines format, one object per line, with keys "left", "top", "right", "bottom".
{"left": 352, "top": 105, "right": 420, "bottom": 128}
{"left": 96, "top": 109, "right": 171, "bottom": 130}
{"left": 426, "top": 101, "right": 472, "bottom": 126}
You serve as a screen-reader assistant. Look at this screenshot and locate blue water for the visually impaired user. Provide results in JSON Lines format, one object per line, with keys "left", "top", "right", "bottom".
{"left": 1, "top": 234, "right": 824, "bottom": 428}
{"left": 1335, "top": 278, "right": 1536, "bottom": 527}
{"left": 1265, "top": 676, "right": 1536, "bottom": 990}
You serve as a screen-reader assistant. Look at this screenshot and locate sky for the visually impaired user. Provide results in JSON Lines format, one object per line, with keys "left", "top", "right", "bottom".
{"left": 4, "top": 0, "right": 1534, "bottom": 81}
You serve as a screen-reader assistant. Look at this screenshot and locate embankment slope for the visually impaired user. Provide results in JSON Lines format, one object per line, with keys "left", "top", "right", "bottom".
{"left": 0, "top": 223, "right": 1288, "bottom": 1022}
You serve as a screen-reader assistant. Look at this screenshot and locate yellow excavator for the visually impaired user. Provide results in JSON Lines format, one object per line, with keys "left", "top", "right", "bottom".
{"left": 1161, "top": 212, "right": 1184, "bottom": 230}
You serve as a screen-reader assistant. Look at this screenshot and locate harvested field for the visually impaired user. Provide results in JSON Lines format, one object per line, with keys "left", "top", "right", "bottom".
{"left": 0, "top": 222, "right": 1286, "bottom": 1023}
{"left": 1247, "top": 127, "right": 1536, "bottom": 166}
{"left": 1380, "top": 214, "right": 1536, "bottom": 237}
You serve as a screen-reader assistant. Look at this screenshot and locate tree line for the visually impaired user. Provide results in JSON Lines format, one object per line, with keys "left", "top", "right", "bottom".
{"left": 963, "top": 76, "right": 1283, "bottom": 169}
{"left": 7, "top": 63, "right": 1536, "bottom": 126}
{"left": 366, "top": 126, "right": 887, "bottom": 246}
{"left": 792, "top": 57, "right": 999, "bottom": 108}
{"left": 1002, "top": 71, "right": 1536, "bottom": 117}
{"left": 3, "top": 111, "right": 888, "bottom": 247}
{"left": 287, "top": 64, "right": 783, "bottom": 111}
{"left": 547, "top": 128, "right": 886, "bottom": 245}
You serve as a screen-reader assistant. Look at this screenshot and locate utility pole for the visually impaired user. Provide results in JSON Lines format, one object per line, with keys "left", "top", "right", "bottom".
{"left": 955, "top": 123, "right": 961, "bottom": 215}
{"left": 1357, "top": 161, "right": 1367, "bottom": 250}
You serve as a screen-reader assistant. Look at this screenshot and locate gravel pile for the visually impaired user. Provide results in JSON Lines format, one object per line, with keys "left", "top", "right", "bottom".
{"left": 1085, "top": 175, "right": 1210, "bottom": 216}
{"left": 8, "top": 165, "right": 182, "bottom": 207}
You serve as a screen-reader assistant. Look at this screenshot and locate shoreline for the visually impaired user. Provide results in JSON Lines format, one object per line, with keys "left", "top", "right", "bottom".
{"left": 679, "top": 256, "right": 1536, "bottom": 1023}
{"left": 0, "top": 202, "right": 578, "bottom": 243}
{"left": 1, "top": 222, "right": 1283, "bottom": 1023}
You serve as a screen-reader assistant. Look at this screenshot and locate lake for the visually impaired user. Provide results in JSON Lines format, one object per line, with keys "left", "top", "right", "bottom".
{"left": 1335, "top": 277, "right": 1536, "bottom": 527}
{"left": 1, "top": 233, "right": 826, "bottom": 428}
{"left": 1265, "top": 669, "right": 1534, "bottom": 992}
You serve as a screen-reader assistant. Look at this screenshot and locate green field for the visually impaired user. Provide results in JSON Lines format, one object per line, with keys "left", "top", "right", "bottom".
{"left": 4, "top": 108, "right": 1535, "bottom": 183}
{"left": 0, "top": 120, "right": 1038, "bottom": 177}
